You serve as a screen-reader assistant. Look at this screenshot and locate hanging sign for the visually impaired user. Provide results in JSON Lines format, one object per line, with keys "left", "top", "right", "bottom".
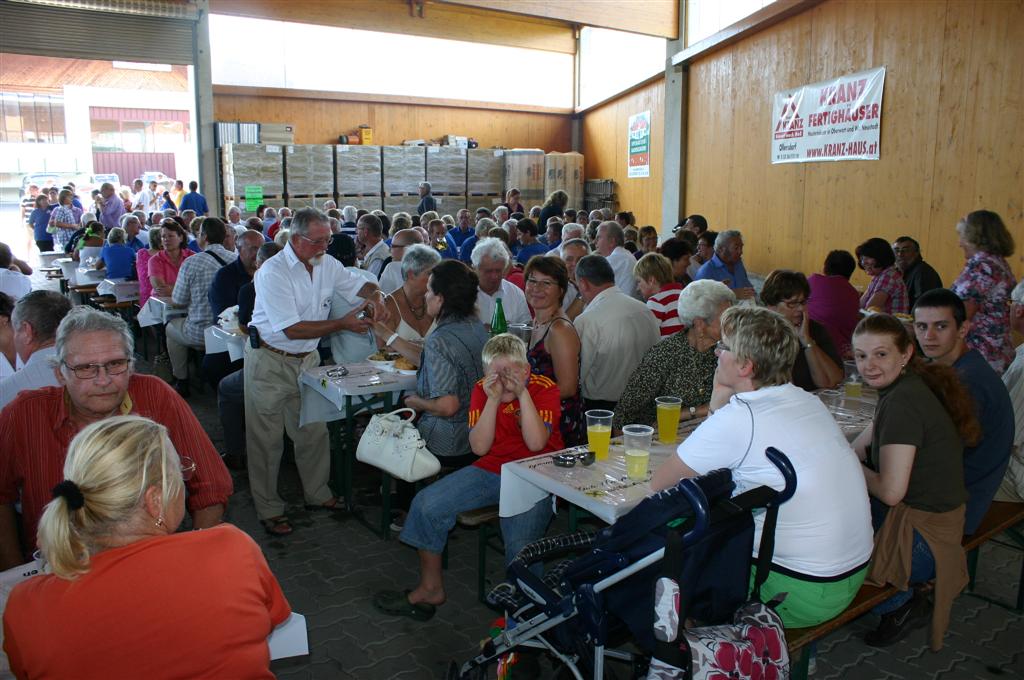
{"left": 771, "top": 66, "right": 886, "bottom": 164}
{"left": 627, "top": 111, "right": 651, "bottom": 178}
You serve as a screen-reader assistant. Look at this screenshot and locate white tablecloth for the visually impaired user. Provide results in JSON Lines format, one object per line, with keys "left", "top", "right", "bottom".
{"left": 96, "top": 278, "right": 139, "bottom": 302}
{"left": 204, "top": 325, "right": 246, "bottom": 361}
{"left": 500, "top": 418, "right": 706, "bottom": 522}
{"left": 298, "top": 362, "right": 417, "bottom": 427}
{"left": 136, "top": 296, "right": 186, "bottom": 327}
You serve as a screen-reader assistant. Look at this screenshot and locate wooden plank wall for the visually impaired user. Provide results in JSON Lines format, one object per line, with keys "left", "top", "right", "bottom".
{"left": 580, "top": 78, "right": 666, "bottom": 227}
{"left": 213, "top": 94, "right": 574, "bottom": 151}
{"left": 685, "top": 0, "right": 1024, "bottom": 288}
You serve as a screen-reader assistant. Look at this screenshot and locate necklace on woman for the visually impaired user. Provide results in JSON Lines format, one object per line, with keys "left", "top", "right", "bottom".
{"left": 406, "top": 294, "right": 427, "bottom": 320}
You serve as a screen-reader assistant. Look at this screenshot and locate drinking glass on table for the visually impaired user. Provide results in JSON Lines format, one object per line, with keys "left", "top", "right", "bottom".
{"left": 655, "top": 396, "right": 682, "bottom": 444}
{"left": 585, "top": 409, "right": 614, "bottom": 461}
{"left": 622, "top": 424, "right": 654, "bottom": 481}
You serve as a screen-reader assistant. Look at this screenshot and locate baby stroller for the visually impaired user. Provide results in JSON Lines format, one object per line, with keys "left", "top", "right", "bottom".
{"left": 451, "top": 448, "right": 797, "bottom": 680}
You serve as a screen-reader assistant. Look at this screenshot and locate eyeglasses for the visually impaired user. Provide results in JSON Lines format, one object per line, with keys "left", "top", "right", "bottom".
{"left": 298, "top": 234, "right": 331, "bottom": 248}
{"left": 525, "top": 278, "right": 558, "bottom": 289}
{"left": 62, "top": 358, "right": 131, "bottom": 379}
{"left": 180, "top": 456, "right": 196, "bottom": 481}
{"left": 715, "top": 340, "right": 731, "bottom": 353}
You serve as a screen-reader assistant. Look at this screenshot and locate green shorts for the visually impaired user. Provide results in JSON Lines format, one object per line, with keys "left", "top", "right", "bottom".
{"left": 749, "top": 563, "right": 869, "bottom": 629}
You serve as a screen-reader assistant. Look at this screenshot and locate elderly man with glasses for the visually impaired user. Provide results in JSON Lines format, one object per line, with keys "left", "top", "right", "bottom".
{"left": 244, "top": 208, "right": 389, "bottom": 537}
{"left": 0, "top": 306, "right": 233, "bottom": 570}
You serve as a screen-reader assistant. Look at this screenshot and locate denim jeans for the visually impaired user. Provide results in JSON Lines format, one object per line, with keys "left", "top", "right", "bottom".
{"left": 872, "top": 529, "right": 937, "bottom": 614}
{"left": 218, "top": 368, "right": 245, "bottom": 457}
{"left": 400, "top": 465, "right": 552, "bottom": 566}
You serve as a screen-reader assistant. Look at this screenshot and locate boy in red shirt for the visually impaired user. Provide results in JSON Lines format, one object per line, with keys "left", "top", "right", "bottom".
{"left": 374, "top": 333, "right": 563, "bottom": 621}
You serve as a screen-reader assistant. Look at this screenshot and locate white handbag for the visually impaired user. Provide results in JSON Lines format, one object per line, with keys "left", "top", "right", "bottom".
{"left": 356, "top": 408, "right": 441, "bottom": 483}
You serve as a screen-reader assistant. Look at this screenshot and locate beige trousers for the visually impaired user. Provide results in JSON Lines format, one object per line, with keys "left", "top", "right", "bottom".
{"left": 243, "top": 343, "right": 332, "bottom": 520}
{"left": 165, "top": 317, "right": 203, "bottom": 380}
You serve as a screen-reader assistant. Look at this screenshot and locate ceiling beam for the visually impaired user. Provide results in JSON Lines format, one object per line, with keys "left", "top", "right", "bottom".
{"left": 437, "top": 0, "right": 678, "bottom": 39}
{"left": 209, "top": 0, "right": 576, "bottom": 53}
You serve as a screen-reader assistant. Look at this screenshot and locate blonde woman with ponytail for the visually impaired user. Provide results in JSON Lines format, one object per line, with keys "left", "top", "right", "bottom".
{"left": 3, "top": 416, "right": 290, "bottom": 679}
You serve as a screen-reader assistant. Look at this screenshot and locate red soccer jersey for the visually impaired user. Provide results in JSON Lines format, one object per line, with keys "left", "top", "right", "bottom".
{"left": 468, "top": 373, "right": 564, "bottom": 474}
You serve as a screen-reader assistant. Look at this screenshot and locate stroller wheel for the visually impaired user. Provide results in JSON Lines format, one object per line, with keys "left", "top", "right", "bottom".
{"left": 445, "top": 660, "right": 487, "bottom": 680}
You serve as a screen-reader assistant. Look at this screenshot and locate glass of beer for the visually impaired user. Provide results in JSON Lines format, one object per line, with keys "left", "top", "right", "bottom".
{"left": 622, "top": 424, "right": 654, "bottom": 481}
{"left": 585, "top": 409, "right": 614, "bottom": 461}
{"left": 655, "top": 396, "right": 683, "bottom": 444}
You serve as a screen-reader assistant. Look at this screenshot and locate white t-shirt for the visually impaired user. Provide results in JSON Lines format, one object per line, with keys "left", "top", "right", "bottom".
{"left": 0, "top": 269, "right": 31, "bottom": 301}
{"left": 476, "top": 279, "right": 530, "bottom": 327}
{"left": 676, "top": 383, "right": 873, "bottom": 577}
{"left": 378, "top": 261, "right": 404, "bottom": 295}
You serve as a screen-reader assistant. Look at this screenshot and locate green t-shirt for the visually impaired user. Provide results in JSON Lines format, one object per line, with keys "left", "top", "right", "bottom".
{"left": 871, "top": 371, "right": 967, "bottom": 512}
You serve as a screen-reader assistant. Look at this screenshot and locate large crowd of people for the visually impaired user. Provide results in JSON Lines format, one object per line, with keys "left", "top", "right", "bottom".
{"left": 1, "top": 178, "right": 1021, "bottom": 674}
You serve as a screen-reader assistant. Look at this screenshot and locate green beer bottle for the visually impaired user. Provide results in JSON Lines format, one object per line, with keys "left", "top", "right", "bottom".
{"left": 490, "top": 297, "right": 508, "bottom": 336}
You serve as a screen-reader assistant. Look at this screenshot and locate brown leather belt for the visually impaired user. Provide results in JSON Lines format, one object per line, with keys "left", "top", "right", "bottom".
{"left": 259, "top": 341, "right": 314, "bottom": 360}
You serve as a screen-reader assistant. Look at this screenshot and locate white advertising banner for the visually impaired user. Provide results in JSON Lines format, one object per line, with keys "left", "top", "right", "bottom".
{"left": 771, "top": 66, "right": 886, "bottom": 164}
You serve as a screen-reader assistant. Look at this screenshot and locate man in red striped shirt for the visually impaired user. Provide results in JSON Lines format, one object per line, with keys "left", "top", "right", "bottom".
{"left": 0, "top": 307, "right": 233, "bottom": 568}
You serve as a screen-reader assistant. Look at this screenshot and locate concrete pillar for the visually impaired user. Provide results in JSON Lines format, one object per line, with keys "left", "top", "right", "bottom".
{"left": 192, "top": 0, "right": 219, "bottom": 214}
{"left": 661, "top": 2, "right": 687, "bottom": 235}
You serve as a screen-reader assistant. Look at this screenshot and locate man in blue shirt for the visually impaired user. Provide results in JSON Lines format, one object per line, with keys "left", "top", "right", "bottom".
{"left": 694, "top": 229, "right": 755, "bottom": 300}
{"left": 121, "top": 214, "right": 147, "bottom": 253}
{"left": 209, "top": 230, "right": 262, "bottom": 317}
{"left": 178, "top": 181, "right": 209, "bottom": 216}
{"left": 912, "top": 288, "right": 1014, "bottom": 534}
{"left": 448, "top": 209, "right": 474, "bottom": 248}
{"left": 28, "top": 195, "right": 53, "bottom": 252}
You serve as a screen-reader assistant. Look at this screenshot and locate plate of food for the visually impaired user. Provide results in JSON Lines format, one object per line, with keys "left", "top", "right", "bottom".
{"left": 367, "top": 350, "right": 400, "bottom": 369}
{"left": 392, "top": 356, "right": 418, "bottom": 375}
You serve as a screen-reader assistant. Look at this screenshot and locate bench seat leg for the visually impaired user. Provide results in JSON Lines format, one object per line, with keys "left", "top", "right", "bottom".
{"left": 790, "top": 645, "right": 810, "bottom": 680}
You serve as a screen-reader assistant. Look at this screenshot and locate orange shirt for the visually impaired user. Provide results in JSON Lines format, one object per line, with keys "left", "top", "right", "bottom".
{"left": 3, "top": 524, "right": 290, "bottom": 679}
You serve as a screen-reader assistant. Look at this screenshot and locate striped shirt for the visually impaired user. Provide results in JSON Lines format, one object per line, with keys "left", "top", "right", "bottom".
{"left": 172, "top": 244, "right": 238, "bottom": 344}
{"left": 646, "top": 283, "right": 685, "bottom": 338}
{"left": 0, "top": 375, "right": 233, "bottom": 558}
{"left": 468, "top": 374, "right": 564, "bottom": 474}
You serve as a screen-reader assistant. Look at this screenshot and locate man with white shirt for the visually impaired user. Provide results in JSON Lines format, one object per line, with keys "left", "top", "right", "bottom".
{"left": 356, "top": 213, "right": 390, "bottom": 278}
{"left": 471, "top": 237, "right": 530, "bottom": 329}
{"left": 0, "top": 291, "right": 71, "bottom": 410}
{"left": 548, "top": 223, "right": 585, "bottom": 257}
{"left": 226, "top": 206, "right": 246, "bottom": 236}
{"left": 573, "top": 254, "right": 659, "bottom": 411}
{"left": 0, "top": 244, "right": 31, "bottom": 302}
{"left": 245, "top": 208, "right": 389, "bottom": 536}
{"left": 134, "top": 180, "right": 160, "bottom": 215}
{"left": 379, "top": 228, "right": 424, "bottom": 294}
{"left": 595, "top": 221, "right": 639, "bottom": 298}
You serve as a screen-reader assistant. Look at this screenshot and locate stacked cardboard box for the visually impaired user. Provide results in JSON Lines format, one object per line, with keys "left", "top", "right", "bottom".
{"left": 382, "top": 146, "right": 426, "bottom": 194}
{"left": 468, "top": 148, "right": 505, "bottom": 195}
{"left": 544, "top": 152, "right": 585, "bottom": 211}
{"left": 336, "top": 145, "right": 382, "bottom": 195}
{"left": 425, "top": 146, "right": 467, "bottom": 194}
{"left": 504, "top": 149, "right": 545, "bottom": 206}
{"left": 284, "top": 144, "right": 334, "bottom": 196}
{"left": 221, "top": 143, "right": 284, "bottom": 199}
{"left": 383, "top": 193, "right": 421, "bottom": 216}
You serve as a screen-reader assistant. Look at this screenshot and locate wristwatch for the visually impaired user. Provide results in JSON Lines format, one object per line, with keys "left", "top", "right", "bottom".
{"left": 688, "top": 406, "right": 697, "bottom": 419}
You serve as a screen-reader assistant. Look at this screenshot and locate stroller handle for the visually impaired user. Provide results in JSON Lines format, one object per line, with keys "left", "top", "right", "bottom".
{"left": 677, "top": 477, "right": 712, "bottom": 542}
{"left": 765, "top": 447, "right": 797, "bottom": 505}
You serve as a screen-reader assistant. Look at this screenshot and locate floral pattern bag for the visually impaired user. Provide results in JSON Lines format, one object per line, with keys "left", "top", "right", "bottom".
{"left": 646, "top": 497, "right": 790, "bottom": 680}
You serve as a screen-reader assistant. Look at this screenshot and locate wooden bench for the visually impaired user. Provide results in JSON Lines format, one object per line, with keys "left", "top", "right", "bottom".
{"left": 786, "top": 501, "right": 1024, "bottom": 680}
{"left": 456, "top": 506, "right": 502, "bottom": 604}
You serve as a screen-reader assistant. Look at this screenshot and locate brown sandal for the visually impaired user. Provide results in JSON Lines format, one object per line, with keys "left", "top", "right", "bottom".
{"left": 261, "top": 516, "right": 293, "bottom": 536}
